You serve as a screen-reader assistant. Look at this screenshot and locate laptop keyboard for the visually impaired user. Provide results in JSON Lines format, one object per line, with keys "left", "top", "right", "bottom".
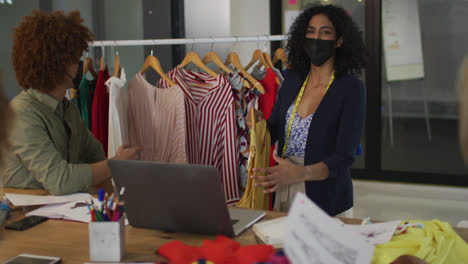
{"left": 231, "top": 219, "right": 239, "bottom": 225}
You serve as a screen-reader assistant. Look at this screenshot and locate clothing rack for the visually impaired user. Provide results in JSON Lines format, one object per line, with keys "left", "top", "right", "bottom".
{"left": 88, "top": 35, "right": 288, "bottom": 47}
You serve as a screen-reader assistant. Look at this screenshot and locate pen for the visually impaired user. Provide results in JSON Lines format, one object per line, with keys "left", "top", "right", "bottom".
{"left": 107, "top": 194, "right": 115, "bottom": 209}
{"left": 97, "top": 189, "right": 105, "bottom": 213}
{"left": 113, "top": 204, "right": 124, "bottom": 222}
{"left": 113, "top": 209, "right": 121, "bottom": 222}
{"left": 110, "top": 200, "right": 117, "bottom": 221}
{"left": 103, "top": 192, "right": 108, "bottom": 210}
{"left": 119, "top": 187, "right": 126, "bottom": 198}
{"left": 86, "top": 202, "right": 94, "bottom": 222}
{"left": 94, "top": 209, "right": 104, "bottom": 222}
{"left": 104, "top": 204, "right": 112, "bottom": 222}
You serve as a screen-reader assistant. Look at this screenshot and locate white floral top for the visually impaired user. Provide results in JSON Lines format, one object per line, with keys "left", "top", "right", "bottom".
{"left": 283, "top": 102, "right": 314, "bottom": 157}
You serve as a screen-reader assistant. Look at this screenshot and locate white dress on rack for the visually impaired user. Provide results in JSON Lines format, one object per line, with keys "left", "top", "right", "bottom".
{"left": 106, "top": 68, "right": 128, "bottom": 158}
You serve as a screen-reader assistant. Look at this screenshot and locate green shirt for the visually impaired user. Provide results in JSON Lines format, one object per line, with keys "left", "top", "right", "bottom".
{"left": 2, "top": 89, "right": 105, "bottom": 195}
{"left": 78, "top": 74, "right": 96, "bottom": 130}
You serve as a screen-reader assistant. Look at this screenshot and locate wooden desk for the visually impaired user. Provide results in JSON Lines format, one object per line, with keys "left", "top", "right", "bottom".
{"left": 0, "top": 208, "right": 286, "bottom": 263}
{"left": 0, "top": 188, "right": 287, "bottom": 263}
{"left": 2, "top": 188, "right": 468, "bottom": 263}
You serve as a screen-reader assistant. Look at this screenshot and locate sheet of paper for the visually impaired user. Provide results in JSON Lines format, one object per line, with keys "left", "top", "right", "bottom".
{"left": 27, "top": 199, "right": 129, "bottom": 225}
{"left": 26, "top": 199, "right": 96, "bottom": 223}
{"left": 345, "top": 221, "right": 401, "bottom": 245}
{"left": 5, "top": 193, "right": 93, "bottom": 206}
{"left": 285, "top": 193, "right": 374, "bottom": 264}
{"left": 26, "top": 203, "right": 69, "bottom": 219}
{"left": 253, "top": 216, "right": 287, "bottom": 247}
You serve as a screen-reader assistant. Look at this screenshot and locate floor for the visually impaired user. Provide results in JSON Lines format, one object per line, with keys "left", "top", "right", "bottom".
{"left": 353, "top": 180, "right": 468, "bottom": 226}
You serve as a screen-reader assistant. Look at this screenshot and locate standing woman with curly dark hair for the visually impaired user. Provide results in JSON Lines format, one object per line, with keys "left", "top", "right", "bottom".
{"left": 250, "top": 4, "right": 367, "bottom": 217}
{"left": 2, "top": 10, "right": 141, "bottom": 195}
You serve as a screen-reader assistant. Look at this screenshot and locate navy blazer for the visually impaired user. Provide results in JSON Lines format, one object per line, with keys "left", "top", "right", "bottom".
{"left": 267, "top": 70, "right": 366, "bottom": 216}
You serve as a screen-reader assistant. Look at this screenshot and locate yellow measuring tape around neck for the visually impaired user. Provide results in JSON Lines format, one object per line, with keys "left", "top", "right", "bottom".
{"left": 281, "top": 71, "right": 335, "bottom": 158}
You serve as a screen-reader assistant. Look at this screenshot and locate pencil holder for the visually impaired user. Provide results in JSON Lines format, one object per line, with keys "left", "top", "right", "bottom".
{"left": 88, "top": 216, "right": 125, "bottom": 261}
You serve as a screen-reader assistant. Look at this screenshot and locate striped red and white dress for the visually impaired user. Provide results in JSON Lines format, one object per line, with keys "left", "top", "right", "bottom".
{"left": 157, "top": 67, "right": 240, "bottom": 204}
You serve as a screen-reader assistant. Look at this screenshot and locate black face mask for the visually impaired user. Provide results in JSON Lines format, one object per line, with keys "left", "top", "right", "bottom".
{"left": 303, "top": 37, "right": 336, "bottom": 66}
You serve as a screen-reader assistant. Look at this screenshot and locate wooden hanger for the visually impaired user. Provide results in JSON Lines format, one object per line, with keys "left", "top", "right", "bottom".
{"left": 70, "top": 88, "right": 78, "bottom": 99}
{"left": 202, "top": 51, "right": 231, "bottom": 74}
{"left": 113, "top": 52, "right": 121, "bottom": 77}
{"left": 263, "top": 52, "right": 281, "bottom": 86}
{"left": 99, "top": 46, "right": 106, "bottom": 71}
{"left": 225, "top": 52, "right": 265, "bottom": 94}
{"left": 263, "top": 52, "right": 274, "bottom": 69}
{"left": 272, "top": 48, "right": 288, "bottom": 67}
{"left": 179, "top": 51, "right": 218, "bottom": 78}
{"left": 83, "top": 56, "right": 97, "bottom": 79}
{"left": 99, "top": 57, "right": 106, "bottom": 71}
{"left": 244, "top": 49, "right": 269, "bottom": 71}
{"left": 140, "top": 54, "right": 176, "bottom": 87}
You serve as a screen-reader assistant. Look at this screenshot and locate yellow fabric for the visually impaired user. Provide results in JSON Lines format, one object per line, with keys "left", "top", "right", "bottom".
{"left": 236, "top": 119, "right": 270, "bottom": 210}
{"left": 372, "top": 220, "right": 468, "bottom": 264}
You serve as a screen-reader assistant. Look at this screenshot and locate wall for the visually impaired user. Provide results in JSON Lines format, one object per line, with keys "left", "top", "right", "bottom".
{"left": 230, "top": 0, "right": 271, "bottom": 66}
{"left": 52, "top": 0, "right": 93, "bottom": 30}
{"left": 102, "top": 0, "right": 144, "bottom": 80}
{"left": 183, "top": 0, "right": 271, "bottom": 68}
{"left": 184, "top": 0, "right": 231, "bottom": 63}
{"left": 0, "top": 1, "right": 40, "bottom": 99}
{"left": 51, "top": 0, "right": 144, "bottom": 80}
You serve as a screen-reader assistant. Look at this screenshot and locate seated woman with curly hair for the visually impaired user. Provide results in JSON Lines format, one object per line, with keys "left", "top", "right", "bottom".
{"left": 2, "top": 10, "right": 141, "bottom": 195}
{"left": 249, "top": 4, "right": 366, "bottom": 217}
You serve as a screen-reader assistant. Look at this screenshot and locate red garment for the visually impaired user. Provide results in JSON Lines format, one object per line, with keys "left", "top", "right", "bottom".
{"left": 157, "top": 235, "right": 275, "bottom": 264}
{"left": 257, "top": 68, "right": 279, "bottom": 120}
{"left": 92, "top": 69, "right": 110, "bottom": 156}
{"left": 256, "top": 68, "right": 279, "bottom": 210}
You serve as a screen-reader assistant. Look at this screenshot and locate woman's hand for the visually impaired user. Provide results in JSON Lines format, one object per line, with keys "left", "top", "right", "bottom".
{"left": 390, "top": 255, "right": 428, "bottom": 264}
{"left": 113, "top": 144, "right": 142, "bottom": 160}
{"left": 251, "top": 152, "right": 306, "bottom": 193}
{"left": 246, "top": 107, "right": 264, "bottom": 129}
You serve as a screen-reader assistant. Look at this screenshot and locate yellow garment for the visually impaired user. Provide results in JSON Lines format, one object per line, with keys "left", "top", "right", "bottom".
{"left": 372, "top": 220, "right": 468, "bottom": 264}
{"left": 236, "top": 119, "right": 270, "bottom": 210}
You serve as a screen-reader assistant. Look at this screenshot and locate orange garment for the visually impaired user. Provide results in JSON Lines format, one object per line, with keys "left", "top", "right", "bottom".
{"left": 236, "top": 119, "right": 270, "bottom": 210}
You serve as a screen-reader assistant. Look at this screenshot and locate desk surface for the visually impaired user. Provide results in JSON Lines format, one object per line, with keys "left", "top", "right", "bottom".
{"left": 0, "top": 209, "right": 287, "bottom": 263}
{"left": 1, "top": 188, "right": 468, "bottom": 263}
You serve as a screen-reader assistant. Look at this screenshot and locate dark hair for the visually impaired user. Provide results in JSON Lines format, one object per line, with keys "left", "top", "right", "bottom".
{"left": 12, "top": 10, "right": 94, "bottom": 91}
{"left": 286, "top": 4, "right": 367, "bottom": 78}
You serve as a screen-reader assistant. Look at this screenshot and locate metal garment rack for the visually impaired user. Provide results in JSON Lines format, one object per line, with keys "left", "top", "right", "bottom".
{"left": 88, "top": 35, "right": 288, "bottom": 47}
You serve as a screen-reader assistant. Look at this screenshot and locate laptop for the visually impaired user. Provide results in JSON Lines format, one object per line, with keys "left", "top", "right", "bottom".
{"left": 108, "top": 159, "right": 266, "bottom": 237}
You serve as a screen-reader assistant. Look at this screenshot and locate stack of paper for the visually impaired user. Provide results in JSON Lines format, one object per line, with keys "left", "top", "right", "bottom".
{"left": 5, "top": 192, "right": 96, "bottom": 223}
{"left": 5, "top": 193, "right": 93, "bottom": 206}
{"left": 285, "top": 193, "right": 375, "bottom": 264}
{"left": 252, "top": 216, "right": 287, "bottom": 248}
{"left": 253, "top": 210, "right": 398, "bottom": 252}
{"left": 26, "top": 199, "right": 98, "bottom": 223}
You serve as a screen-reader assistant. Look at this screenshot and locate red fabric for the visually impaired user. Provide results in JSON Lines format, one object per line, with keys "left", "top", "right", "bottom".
{"left": 92, "top": 69, "right": 110, "bottom": 156}
{"left": 257, "top": 68, "right": 279, "bottom": 120}
{"left": 256, "top": 68, "right": 279, "bottom": 211}
{"left": 157, "top": 235, "right": 275, "bottom": 264}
